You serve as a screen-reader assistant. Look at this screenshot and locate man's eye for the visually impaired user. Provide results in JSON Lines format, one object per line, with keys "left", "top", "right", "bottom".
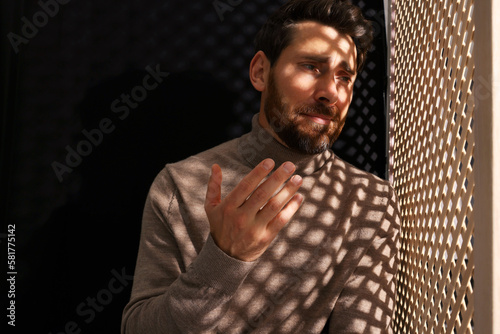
{"left": 339, "top": 76, "right": 351, "bottom": 83}
{"left": 303, "top": 64, "right": 318, "bottom": 72}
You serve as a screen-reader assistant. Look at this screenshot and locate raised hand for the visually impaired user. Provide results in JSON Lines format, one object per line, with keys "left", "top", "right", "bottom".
{"left": 204, "top": 159, "right": 304, "bottom": 262}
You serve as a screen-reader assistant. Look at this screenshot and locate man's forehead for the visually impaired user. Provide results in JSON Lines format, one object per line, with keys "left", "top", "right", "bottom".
{"left": 286, "top": 21, "right": 357, "bottom": 68}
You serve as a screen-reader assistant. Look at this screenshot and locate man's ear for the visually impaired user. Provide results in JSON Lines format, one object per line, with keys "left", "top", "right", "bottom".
{"left": 249, "top": 51, "right": 270, "bottom": 92}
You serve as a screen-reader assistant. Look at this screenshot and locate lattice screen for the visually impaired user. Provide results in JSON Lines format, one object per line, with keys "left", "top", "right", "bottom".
{"left": 390, "top": 0, "right": 475, "bottom": 333}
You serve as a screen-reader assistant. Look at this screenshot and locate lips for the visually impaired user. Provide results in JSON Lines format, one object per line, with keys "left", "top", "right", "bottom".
{"left": 302, "top": 113, "right": 333, "bottom": 125}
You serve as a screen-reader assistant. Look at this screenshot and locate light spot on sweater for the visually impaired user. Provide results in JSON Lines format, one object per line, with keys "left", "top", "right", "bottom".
{"left": 304, "top": 229, "right": 326, "bottom": 246}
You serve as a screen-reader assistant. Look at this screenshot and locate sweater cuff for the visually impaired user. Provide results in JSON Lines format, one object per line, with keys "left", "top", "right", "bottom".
{"left": 190, "top": 234, "right": 256, "bottom": 294}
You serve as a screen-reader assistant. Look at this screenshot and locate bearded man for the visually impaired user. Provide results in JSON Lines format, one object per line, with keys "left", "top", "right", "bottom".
{"left": 122, "top": 0, "right": 401, "bottom": 333}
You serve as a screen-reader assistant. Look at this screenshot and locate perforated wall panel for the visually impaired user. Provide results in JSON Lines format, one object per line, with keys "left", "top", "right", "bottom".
{"left": 390, "top": 0, "right": 475, "bottom": 333}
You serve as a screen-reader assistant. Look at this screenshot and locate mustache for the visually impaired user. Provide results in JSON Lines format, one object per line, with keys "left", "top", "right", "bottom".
{"left": 296, "top": 103, "right": 338, "bottom": 119}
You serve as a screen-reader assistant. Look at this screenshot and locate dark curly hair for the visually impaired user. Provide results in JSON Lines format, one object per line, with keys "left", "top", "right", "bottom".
{"left": 254, "top": 0, "right": 373, "bottom": 73}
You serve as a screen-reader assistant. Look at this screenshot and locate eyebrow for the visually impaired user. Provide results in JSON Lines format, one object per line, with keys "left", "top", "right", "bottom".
{"left": 299, "top": 55, "right": 356, "bottom": 76}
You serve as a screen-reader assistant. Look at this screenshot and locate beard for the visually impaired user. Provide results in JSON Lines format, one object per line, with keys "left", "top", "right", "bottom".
{"left": 263, "top": 71, "right": 346, "bottom": 155}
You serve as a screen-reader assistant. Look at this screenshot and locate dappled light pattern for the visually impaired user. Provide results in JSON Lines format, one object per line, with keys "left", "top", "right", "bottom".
{"left": 390, "top": 0, "right": 475, "bottom": 333}
{"left": 215, "top": 165, "right": 400, "bottom": 333}
{"left": 122, "top": 116, "right": 400, "bottom": 333}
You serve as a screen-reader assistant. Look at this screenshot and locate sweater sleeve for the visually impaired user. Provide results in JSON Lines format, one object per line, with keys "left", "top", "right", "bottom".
{"left": 328, "top": 185, "right": 401, "bottom": 334}
{"left": 121, "top": 168, "right": 256, "bottom": 334}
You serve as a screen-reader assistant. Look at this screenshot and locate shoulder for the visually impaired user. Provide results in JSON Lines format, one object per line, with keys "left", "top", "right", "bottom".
{"left": 330, "top": 154, "right": 398, "bottom": 210}
{"left": 332, "top": 155, "right": 391, "bottom": 189}
{"left": 329, "top": 155, "right": 401, "bottom": 235}
{"left": 167, "top": 137, "right": 240, "bottom": 174}
{"left": 150, "top": 137, "right": 247, "bottom": 204}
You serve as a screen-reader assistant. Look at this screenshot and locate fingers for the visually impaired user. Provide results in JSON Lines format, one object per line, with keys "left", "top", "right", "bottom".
{"left": 226, "top": 158, "right": 275, "bottom": 206}
{"left": 243, "top": 161, "right": 297, "bottom": 212}
{"left": 267, "top": 193, "right": 304, "bottom": 235}
{"left": 204, "top": 160, "right": 304, "bottom": 262}
{"left": 256, "top": 173, "right": 303, "bottom": 222}
{"left": 205, "top": 164, "right": 222, "bottom": 213}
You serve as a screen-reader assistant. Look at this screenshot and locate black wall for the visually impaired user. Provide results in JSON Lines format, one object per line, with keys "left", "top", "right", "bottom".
{"left": 1, "top": 1, "right": 387, "bottom": 332}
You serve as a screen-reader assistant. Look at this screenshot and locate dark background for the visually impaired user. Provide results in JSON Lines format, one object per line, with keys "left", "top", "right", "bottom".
{"left": 1, "top": 0, "right": 387, "bottom": 333}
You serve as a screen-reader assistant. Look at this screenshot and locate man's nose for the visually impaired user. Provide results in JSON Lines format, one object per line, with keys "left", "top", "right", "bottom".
{"left": 315, "top": 77, "right": 338, "bottom": 106}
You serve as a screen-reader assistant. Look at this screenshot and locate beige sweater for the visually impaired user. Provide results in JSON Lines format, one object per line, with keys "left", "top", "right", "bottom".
{"left": 122, "top": 114, "right": 401, "bottom": 334}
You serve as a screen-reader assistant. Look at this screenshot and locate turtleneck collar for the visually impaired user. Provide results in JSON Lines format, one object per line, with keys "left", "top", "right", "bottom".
{"left": 237, "top": 113, "right": 334, "bottom": 176}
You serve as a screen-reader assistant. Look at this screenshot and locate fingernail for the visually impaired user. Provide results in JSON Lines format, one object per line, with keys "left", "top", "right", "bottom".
{"left": 263, "top": 159, "right": 274, "bottom": 171}
{"left": 283, "top": 162, "right": 295, "bottom": 173}
{"left": 291, "top": 174, "right": 302, "bottom": 185}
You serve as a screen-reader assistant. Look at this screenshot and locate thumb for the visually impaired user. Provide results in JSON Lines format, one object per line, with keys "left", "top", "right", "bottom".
{"left": 205, "top": 164, "right": 222, "bottom": 212}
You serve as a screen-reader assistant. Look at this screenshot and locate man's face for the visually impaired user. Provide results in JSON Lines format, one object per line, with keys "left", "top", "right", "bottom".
{"left": 260, "top": 21, "right": 358, "bottom": 154}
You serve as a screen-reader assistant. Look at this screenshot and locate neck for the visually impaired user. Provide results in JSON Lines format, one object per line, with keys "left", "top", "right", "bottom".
{"left": 238, "top": 113, "right": 333, "bottom": 176}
